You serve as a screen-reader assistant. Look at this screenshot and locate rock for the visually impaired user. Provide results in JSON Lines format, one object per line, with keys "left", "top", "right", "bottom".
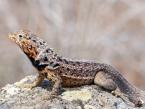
{"left": 0, "top": 75, "right": 145, "bottom": 109}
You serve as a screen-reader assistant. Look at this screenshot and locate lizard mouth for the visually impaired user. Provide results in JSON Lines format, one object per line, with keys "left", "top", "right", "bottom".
{"left": 8, "top": 34, "right": 18, "bottom": 44}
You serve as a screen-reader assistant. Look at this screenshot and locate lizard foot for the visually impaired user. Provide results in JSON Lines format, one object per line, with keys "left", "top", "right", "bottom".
{"left": 128, "top": 89, "right": 145, "bottom": 107}
{"left": 111, "top": 88, "right": 127, "bottom": 98}
{"left": 42, "top": 91, "right": 60, "bottom": 101}
{"left": 111, "top": 89, "right": 134, "bottom": 106}
{"left": 134, "top": 99, "right": 144, "bottom": 107}
{"left": 112, "top": 88, "right": 145, "bottom": 107}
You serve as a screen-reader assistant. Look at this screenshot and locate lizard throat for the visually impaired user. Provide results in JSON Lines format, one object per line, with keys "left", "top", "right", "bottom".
{"left": 23, "top": 46, "right": 38, "bottom": 59}
{"left": 21, "top": 42, "right": 39, "bottom": 61}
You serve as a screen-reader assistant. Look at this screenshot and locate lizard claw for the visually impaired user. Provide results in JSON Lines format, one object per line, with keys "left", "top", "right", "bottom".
{"left": 135, "top": 99, "right": 144, "bottom": 107}
{"left": 134, "top": 93, "right": 145, "bottom": 107}
{"left": 42, "top": 92, "right": 59, "bottom": 100}
{"left": 129, "top": 90, "right": 145, "bottom": 107}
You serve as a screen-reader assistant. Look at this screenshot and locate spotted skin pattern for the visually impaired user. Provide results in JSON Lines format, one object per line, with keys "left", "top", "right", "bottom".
{"left": 9, "top": 30, "right": 145, "bottom": 107}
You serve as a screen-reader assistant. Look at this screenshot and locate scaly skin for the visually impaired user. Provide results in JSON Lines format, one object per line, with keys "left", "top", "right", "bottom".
{"left": 9, "top": 30, "right": 145, "bottom": 107}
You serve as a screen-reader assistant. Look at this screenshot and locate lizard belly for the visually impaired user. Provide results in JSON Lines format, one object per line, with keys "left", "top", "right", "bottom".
{"left": 61, "top": 75, "right": 94, "bottom": 87}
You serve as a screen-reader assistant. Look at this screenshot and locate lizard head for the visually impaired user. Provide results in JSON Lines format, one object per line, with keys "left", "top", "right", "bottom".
{"left": 9, "top": 30, "right": 48, "bottom": 62}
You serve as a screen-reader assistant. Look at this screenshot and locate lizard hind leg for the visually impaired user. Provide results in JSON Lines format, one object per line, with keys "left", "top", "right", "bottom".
{"left": 94, "top": 71, "right": 131, "bottom": 105}
{"left": 94, "top": 71, "right": 117, "bottom": 91}
{"left": 94, "top": 71, "right": 130, "bottom": 98}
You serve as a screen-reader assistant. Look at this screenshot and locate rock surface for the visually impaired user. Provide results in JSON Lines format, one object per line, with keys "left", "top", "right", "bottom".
{"left": 0, "top": 75, "right": 145, "bottom": 109}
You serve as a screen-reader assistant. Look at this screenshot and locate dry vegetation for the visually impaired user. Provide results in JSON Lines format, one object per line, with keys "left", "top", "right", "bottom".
{"left": 0, "top": 0, "right": 145, "bottom": 90}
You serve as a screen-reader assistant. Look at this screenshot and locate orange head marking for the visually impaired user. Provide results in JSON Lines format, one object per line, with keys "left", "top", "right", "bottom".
{"left": 9, "top": 30, "right": 48, "bottom": 60}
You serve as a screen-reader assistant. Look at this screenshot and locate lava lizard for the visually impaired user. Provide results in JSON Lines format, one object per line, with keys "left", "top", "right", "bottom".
{"left": 9, "top": 30, "right": 145, "bottom": 107}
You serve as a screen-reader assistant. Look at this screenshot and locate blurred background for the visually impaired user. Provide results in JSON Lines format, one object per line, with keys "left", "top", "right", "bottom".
{"left": 0, "top": 0, "right": 145, "bottom": 90}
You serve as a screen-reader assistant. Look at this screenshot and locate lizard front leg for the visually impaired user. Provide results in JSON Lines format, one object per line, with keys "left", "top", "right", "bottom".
{"left": 40, "top": 70, "right": 62, "bottom": 100}
{"left": 15, "top": 73, "right": 45, "bottom": 89}
{"left": 46, "top": 70, "right": 62, "bottom": 96}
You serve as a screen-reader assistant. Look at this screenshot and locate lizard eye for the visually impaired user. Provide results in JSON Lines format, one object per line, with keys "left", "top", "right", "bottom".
{"left": 18, "top": 35, "right": 23, "bottom": 38}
